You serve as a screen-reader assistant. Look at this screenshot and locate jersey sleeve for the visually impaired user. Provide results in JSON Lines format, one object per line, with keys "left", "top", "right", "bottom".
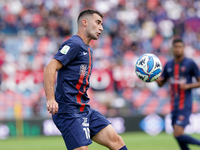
{"left": 191, "top": 60, "right": 200, "bottom": 79}
{"left": 53, "top": 39, "right": 80, "bottom": 66}
{"left": 161, "top": 62, "right": 169, "bottom": 82}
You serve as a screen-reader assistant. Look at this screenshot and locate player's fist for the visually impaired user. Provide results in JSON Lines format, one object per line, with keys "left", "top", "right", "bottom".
{"left": 46, "top": 99, "right": 59, "bottom": 115}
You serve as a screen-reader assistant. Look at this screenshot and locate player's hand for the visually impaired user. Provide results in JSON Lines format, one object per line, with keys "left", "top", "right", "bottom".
{"left": 46, "top": 99, "right": 59, "bottom": 115}
{"left": 155, "top": 76, "right": 163, "bottom": 82}
{"left": 179, "top": 83, "right": 190, "bottom": 90}
{"left": 155, "top": 77, "right": 165, "bottom": 87}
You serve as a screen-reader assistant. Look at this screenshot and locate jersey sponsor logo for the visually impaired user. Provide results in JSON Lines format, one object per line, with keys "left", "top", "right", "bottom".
{"left": 60, "top": 45, "right": 70, "bottom": 54}
{"left": 169, "top": 77, "right": 179, "bottom": 84}
{"left": 169, "top": 77, "right": 186, "bottom": 84}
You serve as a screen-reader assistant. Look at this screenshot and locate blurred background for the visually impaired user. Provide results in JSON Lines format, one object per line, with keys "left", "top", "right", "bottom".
{"left": 0, "top": 0, "right": 200, "bottom": 143}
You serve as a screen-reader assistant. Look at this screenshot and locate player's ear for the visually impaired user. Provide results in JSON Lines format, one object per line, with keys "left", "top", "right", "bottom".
{"left": 82, "top": 19, "right": 88, "bottom": 27}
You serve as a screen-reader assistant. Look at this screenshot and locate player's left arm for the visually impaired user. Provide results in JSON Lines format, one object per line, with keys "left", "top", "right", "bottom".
{"left": 180, "top": 60, "right": 200, "bottom": 90}
{"left": 156, "top": 62, "right": 169, "bottom": 87}
{"left": 180, "top": 77, "right": 200, "bottom": 90}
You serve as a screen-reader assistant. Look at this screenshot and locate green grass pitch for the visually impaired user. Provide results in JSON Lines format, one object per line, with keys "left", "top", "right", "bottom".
{"left": 1, "top": 132, "right": 200, "bottom": 150}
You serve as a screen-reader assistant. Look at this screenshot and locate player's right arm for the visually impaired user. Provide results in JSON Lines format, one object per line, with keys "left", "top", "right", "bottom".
{"left": 44, "top": 59, "right": 63, "bottom": 115}
{"left": 156, "top": 62, "right": 169, "bottom": 87}
{"left": 156, "top": 76, "right": 166, "bottom": 87}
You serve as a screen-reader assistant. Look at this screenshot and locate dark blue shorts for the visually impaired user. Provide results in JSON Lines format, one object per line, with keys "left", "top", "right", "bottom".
{"left": 171, "top": 110, "right": 191, "bottom": 128}
{"left": 52, "top": 109, "right": 110, "bottom": 150}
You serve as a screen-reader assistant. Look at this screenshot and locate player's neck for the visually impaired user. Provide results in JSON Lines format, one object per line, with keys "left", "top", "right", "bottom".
{"left": 174, "top": 55, "right": 184, "bottom": 63}
{"left": 77, "top": 31, "right": 91, "bottom": 45}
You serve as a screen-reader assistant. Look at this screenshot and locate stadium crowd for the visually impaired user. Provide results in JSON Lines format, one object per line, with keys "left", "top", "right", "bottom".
{"left": 0, "top": 0, "right": 200, "bottom": 119}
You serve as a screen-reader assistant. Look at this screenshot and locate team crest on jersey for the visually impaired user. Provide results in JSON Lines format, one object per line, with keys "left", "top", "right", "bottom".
{"left": 60, "top": 45, "right": 70, "bottom": 54}
{"left": 80, "top": 64, "right": 87, "bottom": 76}
{"left": 181, "top": 66, "right": 186, "bottom": 72}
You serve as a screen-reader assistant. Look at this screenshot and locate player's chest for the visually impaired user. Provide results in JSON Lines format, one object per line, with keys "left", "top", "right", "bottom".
{"left": 76, "top": 48, "right": 93, "bottom": 64}
{"left": 167, "top": 63, "right": 190, "bottom": 77}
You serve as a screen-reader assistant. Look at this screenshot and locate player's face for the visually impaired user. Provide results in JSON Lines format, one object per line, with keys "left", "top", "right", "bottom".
{"left": 172, "top": 42, "right": 184, "bottom": 58}
{"left": 86, "top": 13, "right": 103, "bottom": 40}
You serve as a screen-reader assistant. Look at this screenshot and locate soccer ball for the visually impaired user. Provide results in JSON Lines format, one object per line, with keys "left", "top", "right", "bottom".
{"left": 135, "top": 53, "right": 162, "bottom": 82}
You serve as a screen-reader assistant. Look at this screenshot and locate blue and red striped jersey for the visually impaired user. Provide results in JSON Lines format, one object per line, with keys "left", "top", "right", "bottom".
{"left": 161, "top": 57, "right": 200, "bottom": 111}
{"left": 53, "top": 35, "right": 93, "bottom": 113}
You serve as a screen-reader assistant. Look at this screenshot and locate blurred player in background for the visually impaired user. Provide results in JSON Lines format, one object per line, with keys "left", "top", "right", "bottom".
{"left": 156, "top": 38, "right": 200, "bottom": 150}
{"left": 44, "top": 9, "right": 128, "bottom": 150}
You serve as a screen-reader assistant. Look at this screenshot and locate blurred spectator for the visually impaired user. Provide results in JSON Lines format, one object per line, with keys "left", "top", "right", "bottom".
{"left": 0, "top": 0, "right": 200, "bottom": 119}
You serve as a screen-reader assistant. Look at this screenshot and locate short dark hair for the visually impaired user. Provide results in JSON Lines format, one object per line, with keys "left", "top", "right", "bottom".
{"left": 172, "top": 38, "right": 184, "bottom": 46}
{"left": 77, "top": 9, "right": 103, "bottom": 23}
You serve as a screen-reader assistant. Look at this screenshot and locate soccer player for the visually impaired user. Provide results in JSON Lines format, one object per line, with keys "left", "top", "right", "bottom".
{"left": 156, "top": 38, "right": 200, "bottom": 150}
{"left": 44, "top": 9, "right": 128, "bottom": 150}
